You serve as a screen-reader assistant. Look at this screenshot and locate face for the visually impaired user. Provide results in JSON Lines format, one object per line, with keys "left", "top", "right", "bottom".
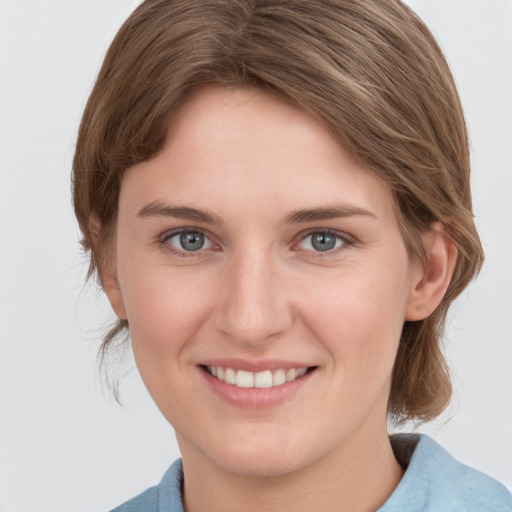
{"left": 107, "top": 86, "right": 423, "bottom": 478}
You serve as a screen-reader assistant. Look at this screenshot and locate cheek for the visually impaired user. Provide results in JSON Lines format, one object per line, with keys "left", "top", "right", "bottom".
{"left": 118, "top": 264, "right": 219, "bottom": 419}
{"left": 298, "top": 263, "right": 410, "bottom": 380}
{"left": 117, "top": 260, "right": 216, "bottom": 361}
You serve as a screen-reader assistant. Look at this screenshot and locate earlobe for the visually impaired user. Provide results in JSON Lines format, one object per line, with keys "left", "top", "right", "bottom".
{"left": 89, "top": 216, "right": 127, "bottom": 320}
{"left": 405, "top": 223, "right": 457, "bottom": 321}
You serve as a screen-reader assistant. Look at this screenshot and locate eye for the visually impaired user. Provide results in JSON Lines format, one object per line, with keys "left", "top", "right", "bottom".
{"left": 162, "top": 229, "right": 215, "bottom": 254}
{"left": 297, "top": 230, "right": 350, "bottom": 253}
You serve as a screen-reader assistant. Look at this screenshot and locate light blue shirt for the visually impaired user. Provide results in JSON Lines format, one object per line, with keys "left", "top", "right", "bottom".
{"left": 111, "top": 434, "right": 512, "bottom": 511}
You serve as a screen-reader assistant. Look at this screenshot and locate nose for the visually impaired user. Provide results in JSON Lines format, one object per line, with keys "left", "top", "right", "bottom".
{"left": 214, "top": 248, "right": 293, "bottom": 347}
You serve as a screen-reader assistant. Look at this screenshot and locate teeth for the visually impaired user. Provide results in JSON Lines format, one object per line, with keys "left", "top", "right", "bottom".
{"left": 254, "top": 370, "right": 273, "bottom": 388}
{"left": 225, "top": 368, "right": 236, "bottom": 385}
{"left": 297, "top": 367, "right": 307, "bottom": 377}
{"left": 236, "top": 370, "right": 254, "bottom": 388}
{"left": 286, "top": 368, "right": 297, "bottom": 382}
{"left": 206, "top": 366, "right": 310, "bottom": 388}
{"left": 272, "top": 369, "right": 287, "bottom": 386}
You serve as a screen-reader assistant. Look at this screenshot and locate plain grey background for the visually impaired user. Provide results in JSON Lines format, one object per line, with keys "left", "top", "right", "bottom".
{"left": 0, "top": 1, "right": 511, "bottom": 510}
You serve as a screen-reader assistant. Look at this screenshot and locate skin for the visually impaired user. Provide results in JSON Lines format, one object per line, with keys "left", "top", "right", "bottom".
{"left": 100, "top": 86, "right": 455, "bottom": 512}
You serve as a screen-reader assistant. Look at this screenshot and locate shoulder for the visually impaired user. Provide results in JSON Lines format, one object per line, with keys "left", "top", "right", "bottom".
{"left": 109, "top": 459, "right": 184, "bottom": 512}
{"left": 110, "top": 486, "right": 159, "bottom": 512}
{"left": 381, "top": 434, "right": 512, "bottom": 512}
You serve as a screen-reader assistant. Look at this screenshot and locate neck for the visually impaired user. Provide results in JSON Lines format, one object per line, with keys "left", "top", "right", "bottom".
{"left": 180, "top": 424, "right": 403, "bottom": 512}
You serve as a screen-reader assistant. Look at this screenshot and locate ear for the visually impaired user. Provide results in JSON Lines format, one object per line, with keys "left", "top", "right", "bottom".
{"left": 89, "top": 216, "right": 127, "bottom": 320}
{"left": 405, "top": 223, "right": 457, "bottom": 321}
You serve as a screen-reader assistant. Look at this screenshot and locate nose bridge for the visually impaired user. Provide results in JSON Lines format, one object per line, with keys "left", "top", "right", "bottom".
{"left": 215, "top": 245, "right": 291, "bottom": 345}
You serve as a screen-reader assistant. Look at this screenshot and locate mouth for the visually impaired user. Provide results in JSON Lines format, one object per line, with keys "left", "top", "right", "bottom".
{"left": 201, "top": 365, "right": 316, "bottom": 389}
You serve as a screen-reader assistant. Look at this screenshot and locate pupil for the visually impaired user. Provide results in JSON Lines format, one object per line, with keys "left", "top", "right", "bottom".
{"left": 180, "top": 232, "right": 204, "bottom": 251}
{"left": 312, "top": 233, "right": 336, "bottom": 251}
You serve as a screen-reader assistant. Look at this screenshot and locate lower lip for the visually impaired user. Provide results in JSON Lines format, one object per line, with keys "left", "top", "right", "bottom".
{"left": 200, "top": 367, "right": 316, "bottom": 408}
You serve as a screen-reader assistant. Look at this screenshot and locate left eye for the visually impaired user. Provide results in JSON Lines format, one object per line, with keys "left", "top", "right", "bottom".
{"left": 164, "top": 230, "right": 214, "bottom": 252}
{"left": 298, "top": 231, "right": 347, "bottom": 252}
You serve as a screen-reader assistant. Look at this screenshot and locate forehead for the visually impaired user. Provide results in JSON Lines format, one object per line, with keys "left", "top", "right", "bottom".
{"left": 120, "top": 85, "right": 395, "bottom": 224}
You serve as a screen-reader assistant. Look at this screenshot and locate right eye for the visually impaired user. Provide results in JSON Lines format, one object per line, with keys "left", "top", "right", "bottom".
{"left": 161, "top": 229, "right": 215, "bottom": 255}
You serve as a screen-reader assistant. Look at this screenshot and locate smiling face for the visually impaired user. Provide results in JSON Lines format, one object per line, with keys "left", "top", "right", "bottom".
{"left": 104, "top": 86, "right": 425, "bottom": 478}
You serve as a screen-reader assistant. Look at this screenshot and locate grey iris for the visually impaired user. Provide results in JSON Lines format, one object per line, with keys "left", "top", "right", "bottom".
{"left": 180, "top": 232, "right": 205, "bottom": 251}
{"left": 311, "top": 232, "right": 336, "bottom": 251}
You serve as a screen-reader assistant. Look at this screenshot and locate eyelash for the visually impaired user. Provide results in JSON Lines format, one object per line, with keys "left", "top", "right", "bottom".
{"left": 158, "top": 229, "right": 216, "bottom": 258}
{"left": 296, "top": 229, "right": 355, "bottom": 257}
{"left": 157, "top": 228, "right": 355, "bottom": 257}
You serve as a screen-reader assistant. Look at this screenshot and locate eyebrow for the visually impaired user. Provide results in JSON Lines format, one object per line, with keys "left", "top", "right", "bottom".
{"left": 282, "top": 205, "right": 377, "bottom": 224}
{"left": 137, "top": 201, "right": 376, "bottom": 225}
{"left": 137, "top": 201, "right": 223, "bottom": 225}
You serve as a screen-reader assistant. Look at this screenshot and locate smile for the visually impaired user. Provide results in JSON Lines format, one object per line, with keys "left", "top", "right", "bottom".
{"left": 204, "top": 365, "right": 311, "bottom": 388}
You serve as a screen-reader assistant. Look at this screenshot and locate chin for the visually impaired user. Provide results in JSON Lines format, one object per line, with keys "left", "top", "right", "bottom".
{"left": 190, "top": 426, "right": 328, "bottom": 479}
{"left": 213, "top": 448, "right": 310, "bottom": 479}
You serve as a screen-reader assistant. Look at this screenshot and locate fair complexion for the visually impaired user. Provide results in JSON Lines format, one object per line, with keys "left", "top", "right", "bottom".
{"left": 99, "top": 86, "right": 455, "bottom": 512}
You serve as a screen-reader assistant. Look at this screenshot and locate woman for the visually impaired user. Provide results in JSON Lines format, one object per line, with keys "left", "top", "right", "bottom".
{"left": 72, "top": 0, "right": 512, "bottom": 510}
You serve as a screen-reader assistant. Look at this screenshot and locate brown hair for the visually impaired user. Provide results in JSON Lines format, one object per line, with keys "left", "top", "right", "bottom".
{"left": 73, "top": 0, "right": 484, "bottom": 423}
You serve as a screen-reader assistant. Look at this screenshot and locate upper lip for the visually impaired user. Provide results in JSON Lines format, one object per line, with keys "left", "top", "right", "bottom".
{"left": 199, "top": 358, "right": 315, "bottom": 373}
